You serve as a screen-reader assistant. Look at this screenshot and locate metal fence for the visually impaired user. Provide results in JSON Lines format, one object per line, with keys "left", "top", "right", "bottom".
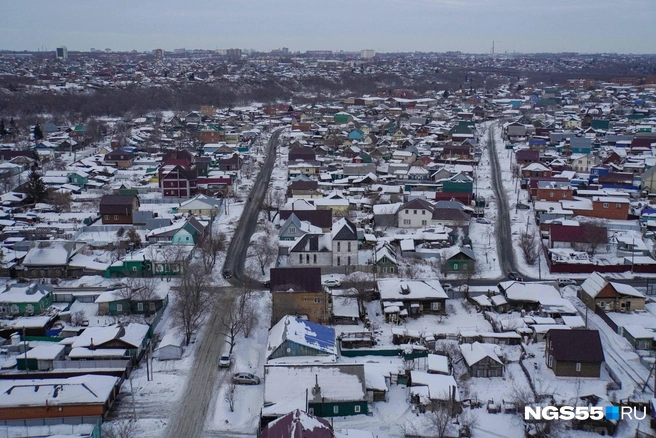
{"left": 54, "top": 359, "right": 130, "bottom": 370}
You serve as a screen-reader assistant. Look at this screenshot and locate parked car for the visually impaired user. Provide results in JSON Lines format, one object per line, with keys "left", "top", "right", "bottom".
{"left": 232, "top": 372, "right": 260, "bottom": 385}
{"left": 442, "top": 283, "right": 454, "bottom": 292}
{"left": 516, "top": 203, "right": 531, "bottom": 210}
{"left": 223, "top": 269, "right": 232, "bottom": 279}
{"left": 219, "top": 353, "right": 231, "bottom": 368}
{"left": 323, "top": 278, "right": 341, "bottom": 288}
{"left": 262, "top": 280, "right": 271, "bottom": 288}
{"left": 476, "top": 218, "right": 492, "bottom": 224}
{"left": 557, "top": 278, "right": 577, "bottom": 287}
{"left": 507, "top": 272, "right": 524, "bottom": 282}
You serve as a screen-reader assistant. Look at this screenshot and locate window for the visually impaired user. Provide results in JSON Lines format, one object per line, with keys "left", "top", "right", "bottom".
{"left": 462, "top": 263, "right": 468, "bottom": 270}
{"left": 550, "top": 192, "right": 554, "bottom": 198}
{"left": 132, "top": 267, "right": 137, "bottom": 272}
{"left": 562, "top": 192, "right": 567, "bottom": 198}
{"left": 333, "top": 406, "right": 339, "bottom": 414}
{"left": 314, "top": 298, "right": 321, "bottom": 303}
{"left": 337, "top": 242, "right": 341, "bottom": 252}
{"left": 337, "top": 256, "right": 341, "bottom": 266}
{"left": 186, "top": 236, "right": 189, "bottom": 241}
{"left": 403, "top": 219, "right": 411, "bottom": 225}
{"left": 313, "top": 254, "right": 317, "bottom": 264}
{"left": 347, "top": 242, "right": 351, "bottom": 252}
{"left": 422, "top": 210, "right": 425, "bottom": 215}
{"left": 10, "top": 305, "right": 19, "bottom": 315}
{"left": 149, "top": 302, "right": 156, "bottom": 311}
{"left": 114, "top": 215, "right": 119, "bottom": 220}
{"left": 304, "top": 297, "right": 307, "bottom": 302}
{"left": 453, "top": 263, "right": 459, "bottom": 270}
{"left": 599, "top": 301, "right": 605, "bottom": 308}
{"left": 104, "top": 215, "right": 109, "bottom": 220}
{"left": 616, "top": 203, "right": 621, "bottom": 208}
{"left": 431, "top": 302, "right": 441, "bottom": 311}
{"left": 603, "top": 203, "right": 609, "bottom": 208}
{"left": 405, "top": 209, "right": 409, "bottom": 214}
{"left": 354, "top": 405, "right": 361, "bottom": 413}
{"left": 306, "top": 254, "right": 310, "bottom": 264}
{"left": 347, "top": 256, "right": 351, "bottom": 265}
{"left": 299, "top": 254, "right": 303, "bottom": 264}
{"left": 137, "top": 302, "right": 144, "bottom": 312}
{"left": 413, "top": 210, "right": 417, "bottom": 215}
{"left": 289, "top": 227, "right": 296, "bottom": 233}
{"left": 25, "top": 304, "right": 34, "bottom": 315}
{"left": 548, "top": 354, "right": 553, "bottom": 367}
{"left": 422, "top": 220, "right": 427, "bottom": 226}
{"left": 575, "top": 362, "right": 581, "bottom": 372}
{"left": 116, "top": 304, "right": 123, "bottom": 312}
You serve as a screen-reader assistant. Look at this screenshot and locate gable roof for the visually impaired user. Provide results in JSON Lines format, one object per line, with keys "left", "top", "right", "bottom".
{"left": 548, "top": 329, "right": 604, "bottom": 363}
{"left": 331, "top": 218, "right": 358, "bottom": 240}
{"left": 267, "top": 315, "right": 336, "bottom": 359}
{"left": 260, "top": 409, "right": 334, "bottom": 438}
{"left": 99, "top": 195, "right": 138, "bottom": 215}
{"left": 460, "top": 342, "right": 503, "bottom": 367}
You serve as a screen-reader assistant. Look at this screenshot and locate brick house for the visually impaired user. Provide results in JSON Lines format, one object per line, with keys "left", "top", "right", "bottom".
{"left": 103, "top": 150, "right": 135, "bottom": 168}
{"left": 99, "top": 195, "right": 139, "bottom": 224}
{"left": 270, "top": 267, "right": 330, "bottom": 325}
{"left": 545, "top": 329, "right": 604, "bottom": 377}
{"left": 521, "top": 163, "right": 552, "bottom": 179}
{"left": 536, "top": 181, "right": 572, "bottom": 201}
{"left": 515, "top": 149, "right": 540, "bottom": 165}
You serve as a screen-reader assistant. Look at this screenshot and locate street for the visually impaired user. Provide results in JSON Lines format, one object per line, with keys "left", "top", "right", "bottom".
{"left": 163, "top": 130, "right": 283, "bottom": 438}
{"left": 487, "top": 124, "right": 517, "bottom": 276}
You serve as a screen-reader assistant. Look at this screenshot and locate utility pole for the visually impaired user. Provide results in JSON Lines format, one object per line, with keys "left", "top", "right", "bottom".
{"left": 23, "top": 327, "right": 28, "bottom": 374}
{"left": 129, "top": 378, "right": 137, "bottom": 421}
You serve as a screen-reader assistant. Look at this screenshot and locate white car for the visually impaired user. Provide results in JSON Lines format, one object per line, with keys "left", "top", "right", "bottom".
{"left": 219, "top": 353, "right": 231, "bottom": 368}
{"left": 323, "top": 279, "right": 341, "bottom": 288}
{"left": 557, "top": 278, "right": 577, "bottom": 287}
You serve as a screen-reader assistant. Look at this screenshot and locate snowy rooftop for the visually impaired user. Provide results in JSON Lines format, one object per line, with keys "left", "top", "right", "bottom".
{"left": 460, "top": 342, "right": 503, "bottom": 367}
{"left": 378, "top": 279, "right": 447, "bottom": 301}
{"left": 0, "top": 375, "right": 118, "bottom": 407}
{"left": 409, "top": 371, "right": 460, "bottom": 401}
{"left": 267, "top": 315, "right": 336, "bottom": 359}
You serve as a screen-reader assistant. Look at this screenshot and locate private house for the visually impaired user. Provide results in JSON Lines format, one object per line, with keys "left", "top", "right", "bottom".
{"left": 522, "top": 163, "right": 552, "bottom": 179}
{"left": 103, "top": 149, "right": 135, "bottom": 168}
{"left": 374, "top": 242, "right": 398, "bottom": 275}
{"left": 105, "top": 245, "right": 194, "bottom": 278}
{"left": 262, "top": 364, "right": 367, "bottom": 420}
{"left": 0, "top": 283, "right": 53, "bottom": 317}
{"left": 147, "top": 217, "right": 205, "bottom": 245}
{"left": 99, "top": 195, "right": 139, "bottom": 224}
{"left": 409, "top": 371, "right": 461, "bottom": 414}
{"left": 71, "top": 323, "right": 149, "bottom": 358}
{"left": 279, "top": 209, "right": 333, "bottom": 232}
{"left": 288, "top": 234, "right": 333, "bottom": 267}
{"left": 20, "top": 241, "right": 86, "bottom": 279}
{"left": 266, "top": 315, "right": 336, "bottom": 361}
{"left": 0, "top": 375, "right": 119, "bottom": 422}
{"left": 580, "top": 272, "right": 645, "bottom": 312}
{"left": 397, "top": 198, "right": 434, "bottom": 228}
{"left": 562, "top": 197, "right": 630, "bottom": 221}
{"left": 621, "top": 325, "right": 654, "bottom": 351}
{"left": 95, "top": 287, "right": 169, "bottom": 316}
{"left": 443, "top": 247, "right": 476, "bottom": 274}
{"left": 259, "top": 410, "right": 334, "bottom": 438}
{"left": 331, "top": 218, "right": 358, "bottom": 267}
{"left": 548, "top": 223, "right": 608, "bottom": 253}
{"left": 16, "top": 345, "right": 66, "bottom": 371}
{"left": 177, "top": 194, "right": 221, "bottom": 216}
{"left": 159, "top": 151, "right": 198, "bottom": 197}
{"left": 278, "top": 213, "right": 322, "bottom": 241}
{"left": 288, "top": 145, "right": 317, "bottom": 162}
{"left": 288, "top": 180, "right": 321, "bottom": 198}
{"left": 460, "top": 342, "right": 504, "bottom": 378}
{"left": 270, "top": 267, "right": 331, "bottom": 325}
{"left": 378, "top": 279, "right": 447, "bottom": 322}
{"left": 545, "top": 329, "right": 604, "bottom": 377}
{"left": 536, "top": 181, "right": 572, "bottom": 201}
{"left": 515, "top": 149, "right": 540, "bottom": 165}
{"left": 218, "top": 153, "right": 243, "bottom": 171}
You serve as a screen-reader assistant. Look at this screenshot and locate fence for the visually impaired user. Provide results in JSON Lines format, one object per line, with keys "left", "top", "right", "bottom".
{"left": 603, "top": 362, "right": 623, "bottom": 391}
{"left": 54, "top": 359, "right": 130, "bottom": 370}
{"left": 594, "top": 305, "right": 619, "bottom": 333}
{"left": 0, "top": 416, "right": 101, "bottom": 438}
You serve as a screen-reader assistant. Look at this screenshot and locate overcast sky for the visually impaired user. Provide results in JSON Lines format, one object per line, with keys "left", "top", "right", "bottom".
{"left": 1, "top": 0, "right": 654, "bottom": 54}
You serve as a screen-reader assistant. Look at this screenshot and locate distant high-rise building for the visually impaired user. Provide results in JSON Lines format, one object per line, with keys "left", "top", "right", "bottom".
{"left": 226, "top": 48, "right": 242, "bottom": 59}
{"left": 360, "top": 49, "right": 376, "bottom": 59}
{"left": 56, "top": 46, "right": 68, "bottom": 59}
{"left": 153, "top": 49, "right": 164, "bottom": 59}
{"left": 281, "top": 47, "right": 289, "bottom": 55}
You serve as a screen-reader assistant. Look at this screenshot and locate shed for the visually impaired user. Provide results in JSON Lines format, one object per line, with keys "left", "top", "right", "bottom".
{"left": 156, "top": 332, "right": 185, "bottom": 360}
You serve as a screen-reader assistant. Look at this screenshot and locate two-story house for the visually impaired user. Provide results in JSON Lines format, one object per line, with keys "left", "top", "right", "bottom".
{"left": 331, "top": 218, "right": 358, "bottom": 267}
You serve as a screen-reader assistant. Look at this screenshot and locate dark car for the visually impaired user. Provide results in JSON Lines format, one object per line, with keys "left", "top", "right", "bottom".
{"left": 262, "top": 280, "right": 271, "bottom": 288}
{"left": 223, "top": 269, "right": 232, "bottom": 279}
{"left": 516, "top": 203, "right": 531, "bottom": 210}
{"left": 507, "top": 272, "right": 524, "bottom": 282}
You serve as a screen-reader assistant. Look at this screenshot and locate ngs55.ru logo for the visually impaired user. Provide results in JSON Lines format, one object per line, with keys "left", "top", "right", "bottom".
{"left": 525, "top": 405, "right": 647, "bottom": 421}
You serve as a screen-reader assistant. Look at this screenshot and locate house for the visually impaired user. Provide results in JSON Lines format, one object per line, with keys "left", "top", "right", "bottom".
{"left": 279, "top": 209, "right": 333, "bottom": 232}
{"left": 536, "top": 181, "right": 572, "bottom": 201}
{"left": 288, "top": 180, "right": 321, "bottom": 198}
{"left": 378, "top": 279, "right": 447, "bottom": 321}
{"left": 71, "top": 323, "right": 149, "bottom": 358}
{"left": 545, "top": 329, "right": 604, "bottom": 377}
{"left": 374, "top": 242, "right": 398, "bottom": 275}
{"left": 266, "top": 315, "right": 336, "bottom": 361}
{"left": 460, "top": 342, "right": 504, "bottom": 377}
{"left": 218, "top": 153, "right": 243, "bottom": 171}
{"left": 147, "top": 217, "right": 205, "bottom": 245}
{"left": 515, "top": 149, "right": 540, "bottom": 165}
{"left": 0, "top": 375, "right": 119, "bottom": 422}
{"left": 262, "top": 364, "right": 367, "bottom": 420}
{"left": 103, "top": 149, "right": 135, "bottom": 168}
{"left": 99, "top": 194, "right": 139, "bottom": 224}
{"left": 20, "top": 241, "right": 86, "bottom": 279}
{"left": 580, "top": 272, "right": 645, "bottom": 312}
{"left": 105, "top": 245, "right": 193, "bottom": 278}
{"left": 270, "top": 267, "right": 330, "bottom": 325}
{"left": 278, "top": 213, "right": 322, "bottom": 241}
{"left": 177, "top": 194, "right": 221, "bottom": 216}
{"left": 95, "top": 286, "right": 168, "bottom": 316}
{"left": 331, "top": 218, "right": 358, "bottom": 267}
{"left": 0, "top": 283, "right": 53, "bottom": 317}
{"left": 159, "top": 153, "right": 198, "bottom": 198}
{"left": 259, "top": 409, "right": 335, "bottom": 438}
{"left": 397, "top": 198, "right": 434, "bottom": 228}
{"left": 443, "top": 247, "right": 476, "bottom": 274}
{"left": 288, "top": 145, "right": 317, "bottom": 162}
{"left": 288, "top": 234, "right": 333, "bottom": 267}
{"left": 621, "top": 325, "right": 654, "bottom": 351}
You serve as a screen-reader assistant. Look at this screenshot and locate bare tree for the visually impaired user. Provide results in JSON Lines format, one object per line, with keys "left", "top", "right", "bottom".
{"left": 124, "top": 228, "right": 142, "bottom": 249}
{"left": 198, "top": 231, "right": 226, "bottom": 274}
{"left": 0, "top": 172, "right": 16, "bottom": 194}
{"left": 428, "top": 402, "right": 455, "bottom": 438}
{"left": 247, "top": 234, "right": 277, "bottom": 276}
{"left": 342, "top": 271, "right": 375, "bottom": 301}
{"left": 217, "top": 295, "right": 245, "bottom": 354}
{"left": 262, "top": 187, "right": 286, "bottom": 221}
{"left": 519, "top": 231, "right": 539, "bottom": 265}
{"left": 49, "top": 191, "right": 72, "bottom": 212}
{"left": 224, "top": 382, "right": 236, "bottom": 412}
{"left": 71, "top": 310, "right": 87, "bottom": 327}
{"left": 580, "top": 221, "right": 607, "bottom": 257}
{"left": 171, "top": 261, "right": 213, "bottom": 345}
{"left": 236, "top": 285, "right": 259, "bottom": 338}
{"left": 102, "top": 420, "right": 138, "bottom": 438}
{"left": 116, "top": 276, "right": 159, "bottom": 312}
